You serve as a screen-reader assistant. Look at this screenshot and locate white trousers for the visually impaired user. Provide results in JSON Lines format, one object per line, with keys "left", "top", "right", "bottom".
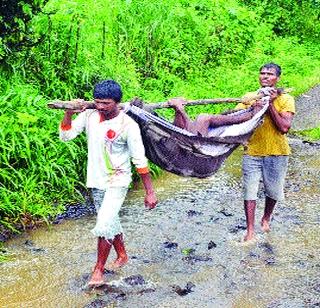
{"left": 91, "top": 186, "right": 128, "bottom": 240}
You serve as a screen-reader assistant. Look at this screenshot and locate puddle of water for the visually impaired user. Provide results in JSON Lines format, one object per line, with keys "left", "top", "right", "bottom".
{"left": 0, "top": 146, "right": 319, "bottom": 308}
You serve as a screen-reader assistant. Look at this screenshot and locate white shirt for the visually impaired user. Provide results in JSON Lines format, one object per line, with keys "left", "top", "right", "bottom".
{"left": 59, "top": 110, "right": 148, "bottom": 189}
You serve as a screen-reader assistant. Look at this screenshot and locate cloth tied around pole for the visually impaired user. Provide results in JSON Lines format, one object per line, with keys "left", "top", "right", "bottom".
{"left": 123, "top": 95, "right": 269, "bottom": 178}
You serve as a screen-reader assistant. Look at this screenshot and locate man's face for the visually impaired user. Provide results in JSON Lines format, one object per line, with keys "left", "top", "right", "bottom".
{"left": 259, "top": 67, "right": 279, "bottom": 88}
{"left": 94, "top": 98, "right": 118, "bottom": 114}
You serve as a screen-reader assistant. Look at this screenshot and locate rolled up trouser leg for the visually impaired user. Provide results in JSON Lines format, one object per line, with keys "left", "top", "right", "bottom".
{"left": 91, "top": 186, "right": 128, "bottom": 239}
{"left": 262, "top": 155, "right": 289, "bottom": 201}
{"left": 242, "top": 155, "right": 262, "bottom": 201}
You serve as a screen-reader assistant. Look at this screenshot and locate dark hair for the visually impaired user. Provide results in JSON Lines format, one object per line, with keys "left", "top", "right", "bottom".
{"left": 260, "top": 63, "right": 282, "bottom": 77}
{"left": 93, "top": 80, "right": 122, "bottom": 103}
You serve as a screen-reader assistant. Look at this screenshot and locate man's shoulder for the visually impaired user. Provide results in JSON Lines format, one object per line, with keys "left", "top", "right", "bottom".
{"left": 242, "top": 91, "right": 259, "bottom": 103}
{"left": 236, "top": 91, "right": 258, "bottom": 109}
{"left": 76, "top": 110, "right": 97, "bottom": 129}
{"left": 279, "top": 92, "right": 294, "bottom": 101}
{"left": 277, "top": 93, "right": 295, "bottom": 106}
{"left": 84, "top": 109, "right": 98, "bottom": 119}
{"left": 71, "top": 109, "right": 97, "bottom": 124}
{"left": 122, "top": 112, "right": 137, "bottom": 123}
{"left": 275, "top": 93, "right": 295, "bottom": 114}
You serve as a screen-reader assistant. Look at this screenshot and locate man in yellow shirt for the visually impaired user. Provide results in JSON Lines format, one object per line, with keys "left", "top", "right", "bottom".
{"left": 236, "top": 63, "right": 295, "bottom": 241}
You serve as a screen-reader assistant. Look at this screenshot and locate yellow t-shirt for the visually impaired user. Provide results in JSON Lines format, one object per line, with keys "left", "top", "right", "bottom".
{"left": 236, "top": 91, "right": 295, "bottom": 156}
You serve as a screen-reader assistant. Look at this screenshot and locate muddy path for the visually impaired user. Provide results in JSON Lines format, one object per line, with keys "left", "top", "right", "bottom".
{"left": 0, "top": 136, "right": 319, "bottom": 308}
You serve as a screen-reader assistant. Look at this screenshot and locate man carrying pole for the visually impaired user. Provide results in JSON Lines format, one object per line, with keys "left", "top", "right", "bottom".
{"left": 235, "top": 63, "right": 295, "bottom": 241}
{"left": 59, "top": 80, "right": 157, "bottom": 287}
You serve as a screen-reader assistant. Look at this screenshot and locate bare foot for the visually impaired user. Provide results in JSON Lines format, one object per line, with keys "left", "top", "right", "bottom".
{"left": 243, "top": 231, "right": 256, "bottom": 242}
{"left": 88, "top": 268, "right": 106, "bottom": 288}
{"left": 107, "top": 256, "right": 129, "bottom": 270}
{"left": 261, "top": 219, "right": 271, "bottom": 233}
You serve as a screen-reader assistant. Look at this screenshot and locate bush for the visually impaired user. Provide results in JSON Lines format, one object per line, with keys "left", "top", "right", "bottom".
{"left": 0, "top": 79, "right": 86, "bottom": 231}
{"left": 240, "top": 0, "right": 320, "bottom": 41}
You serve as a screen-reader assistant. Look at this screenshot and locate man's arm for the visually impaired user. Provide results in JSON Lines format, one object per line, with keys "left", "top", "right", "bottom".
{"left": 59, "top": 108, "right": 87, "bottom": 141}
{"left": 267, "top": 90, "right": 294, "bottom": 134}
{"left": 139, "top": 171, "right": 158, "bottom": 209}
{"left": 268, "top": 104, "right": 294, "bottom": 134}
{"left": 127, "top": 121, "right": 158, "bottom": 209}
{"left": 168, "top": 98, "right": 192, "bottom": 130}
{"left": 61, "top": 110, "right": 75, "bottom": 130}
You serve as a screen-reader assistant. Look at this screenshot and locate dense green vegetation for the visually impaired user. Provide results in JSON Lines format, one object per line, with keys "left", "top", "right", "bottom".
{"left": 1, "top": 0, "right": 320, "bottom": 238}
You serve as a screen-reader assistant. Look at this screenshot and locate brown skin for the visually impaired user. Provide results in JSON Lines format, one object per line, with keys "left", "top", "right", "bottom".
{"left": 169, "top": 98, "right": 264, "bottom": 136}
{"left": 243, "top": 68, "right": 294, "bottom": 242}
{"left": 94, "top": 98, "right": 121, "bottom": 119}
{"left": 106, "top": 233, "right": 128, "bottom": 270}
{"left": 244, "top": 197, "right": 277, "bottom": 241}
{"left": 140, "top": 172, "right": 158, "bottom": 209}
{"left": 62, "top": 98, "right": 158, "bottom": 286}
{"left": 89, "top": 237, "right": 113, "bottom": 287}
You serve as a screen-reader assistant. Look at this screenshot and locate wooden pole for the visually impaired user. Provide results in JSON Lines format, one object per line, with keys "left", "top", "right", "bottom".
{"left": 47, "top": 97, "right": 245, "bottom": 111}
{"left": 148, "top": 98, "right": 243, "bottom": 109}
{"left": 47, "top": 88, "right": 293, "bottom": 111}
{"left": 47, "top": 100, "right": 96, "bottom": 110}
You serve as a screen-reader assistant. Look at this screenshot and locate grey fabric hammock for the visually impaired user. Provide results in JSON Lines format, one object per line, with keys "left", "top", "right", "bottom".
{"left": 123, "top": 102, "right": 268, "bottom": 178}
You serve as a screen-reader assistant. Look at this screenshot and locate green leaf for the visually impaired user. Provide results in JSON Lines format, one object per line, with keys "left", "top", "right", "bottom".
{"left": 16, "top": 112, "right": 39, "bottom": 125}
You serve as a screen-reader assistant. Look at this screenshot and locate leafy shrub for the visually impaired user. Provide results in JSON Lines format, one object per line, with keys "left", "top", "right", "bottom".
{"left": 294, "top": 126, "right": 320, "bottom": 141}
{"left": 240, "top": 0, "right": 320, "bottom": 41}
{"left": 0, "top": 80, "right": 86, "bottom": 231}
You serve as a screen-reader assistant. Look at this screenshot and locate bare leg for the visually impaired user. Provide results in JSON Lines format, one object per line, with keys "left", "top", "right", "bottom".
{"left": 169, "top": 98, "right": 264, "bottom": 136}
{"left": 261, "top": 196, "right": 277, "bottom": 232}
{"left": 244, "top": 200, "right": 256, "bottom": 241}
{"left": 202, "top": 107, "right": 260, "bottom": 127}
{"left": 210, "top": 112, "right": 253, "bottom": 126}
{"left": 88, "top": 237, "right": 113, "bottom": 287}
{"left": 193, "top": 105, "right": 264, "bottom": 136}
{"left": 168, "top": 98, "right": 193, "bottom": 130}
{"left": 107, "top": 233, "right": 128, "bottom": 270}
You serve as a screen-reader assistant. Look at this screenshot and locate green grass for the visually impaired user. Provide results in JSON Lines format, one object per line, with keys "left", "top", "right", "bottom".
{"left": 293, "top": 126, "right": 320, "bottom": 141}
{"left": 0, "top": 81, "right": 86, "bottom": 234}
{"left": 0, "top": 243, "right": 11, "bottom": 263}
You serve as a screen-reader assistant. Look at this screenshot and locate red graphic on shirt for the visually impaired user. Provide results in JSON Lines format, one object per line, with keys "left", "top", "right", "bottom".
{"left": 106, "top": 129, "right": 116, "bottom": 139}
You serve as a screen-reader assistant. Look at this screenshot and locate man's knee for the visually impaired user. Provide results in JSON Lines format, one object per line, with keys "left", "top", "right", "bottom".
{"left": 195, "top": 114, "right": 210, "bottom": 122}
{"left": 194, "top": 114, "right": 212, "bottom": 129}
